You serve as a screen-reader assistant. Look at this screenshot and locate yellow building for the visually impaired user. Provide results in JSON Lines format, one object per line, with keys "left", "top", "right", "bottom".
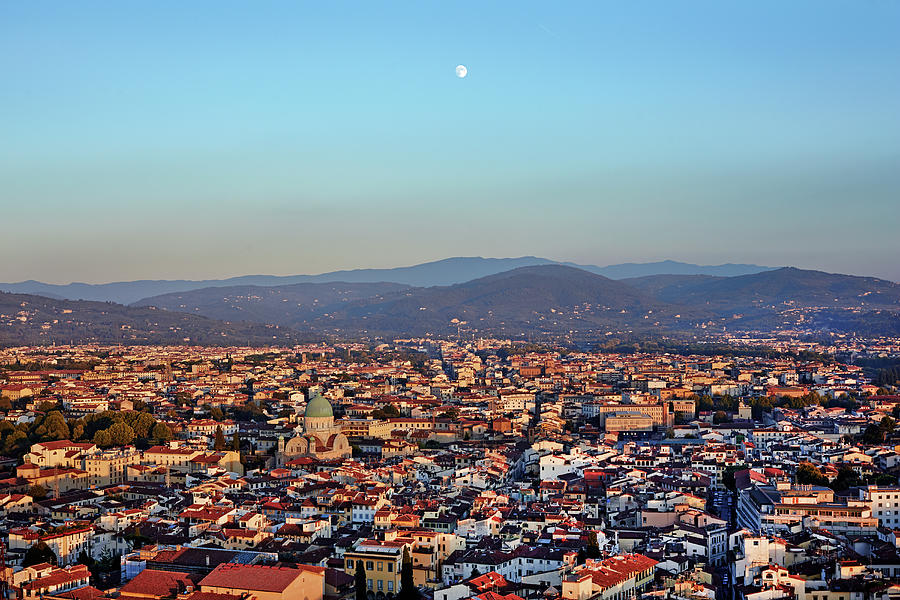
{"left": 82, "top": 447, "right": 141, "bottom": 487}
{"left": 342, "top": 418, "right": 395, "bottom": 439}
{"left": 344, "top": 540, "right": 406, "bottom": 596}
{"left": 604, "top": 412, "right": 654, "bottom": 433}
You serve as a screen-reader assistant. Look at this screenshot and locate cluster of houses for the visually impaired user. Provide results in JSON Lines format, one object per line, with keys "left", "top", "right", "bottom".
{"left": 0, "top": 339, "right": 899, "bottom": 600}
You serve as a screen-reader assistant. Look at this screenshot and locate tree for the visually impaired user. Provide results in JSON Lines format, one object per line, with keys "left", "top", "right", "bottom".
{"left": 93, "top": 429, "right": 112, "bottom": 447}
{"left": 832, "top": 465, "right": 863, "bottom": 491}
{"left": 108, "top": 421, "right": 135, "bottom": 446}
{"left": 862, "top": 424, "right": 886, "bottom": 445}
{"left": 881, "top": 416, "right": 896, "bottom": 433}
{"left": 586, "top": 531, "right": 601, "bottom": 559}
{"left": 231, "top": 432, "right": 241, "bottom": 453}
{"left": 23, "top": 541, "right": 58, "bottom": 567}
{"left": 27, "top": 484, "right": 48, "bottom": 500}
{"left": 712, "top": 411, "right": 728, "bottom": 424}
{"left": 397, "top": 547, "right": 420, "bottom": 600}
{"left": 152, "top": 422, "right": 173, "bottom": 442}
{"left": 796, "top": 462, "right": 829, "bottom": 487}
{"left": 214, "top": 425, "right": 227, "bottom": 450}
{"left": 438, "top": 407, "right": 460, "bottom": 420}
{"left": 35, "top": 411, "right": 69, "bottom": 441}
{"left": 723, "top": 464, "right": 748, "bottom": 492}
{"left": 129, "top": 412, "right": 155, "bottom": 439}
{"left": 3, "top": 429, "right": 28, "bottom": 455}
{"left": 355, "top": 561, "right": 368, "bottom": 600}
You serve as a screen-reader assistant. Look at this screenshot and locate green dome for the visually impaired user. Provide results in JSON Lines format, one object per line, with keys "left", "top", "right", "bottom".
{"left": 305, "top": 394, "right": 334, "bottom": 419}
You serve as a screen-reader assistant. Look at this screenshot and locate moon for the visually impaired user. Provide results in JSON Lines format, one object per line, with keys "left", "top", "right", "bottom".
{"left": 455, "top": 64, "right": 467, "bottom": 78}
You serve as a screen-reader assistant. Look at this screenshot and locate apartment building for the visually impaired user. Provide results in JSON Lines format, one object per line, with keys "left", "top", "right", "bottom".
{"left": 344, "top": 540, "right": 406, "bottom": 596}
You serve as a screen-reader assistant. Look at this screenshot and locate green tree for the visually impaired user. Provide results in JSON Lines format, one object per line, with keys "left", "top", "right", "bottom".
{"left": 438, "top": 407, "right": 460, "bottom": 420}
{"left": 397, "top": 548, "right": 420, "bottom": 600}
{"left": 713, "top": 411, "right": 728, "bottom": 424}
{"left": 35, "top": 411, "right": 70, "bottom": 441}
{"left": 152, "top": 422, "right": 173, "bottom": 442}
{"left": 3, "top": 429, "right": 28, "bottom": 455}
{"left": 231, "top": 432, "right": 241, "bottom": 453}
{"left": 214, "top": 425, "right": 227, "bottom": 450}
{"left": 832, "top": 465, "right": 863, "bottom": 491}
{"left": 23, "top": 541, "right": 58, "bottom": 567}
{"left": 129, "top": 412, "right": 156, "bottom": 439}
{"left": 881, "top": 416, "right": 896, "bottom": 433}
{"left": 108, "top": 421, "right": 135, "bottom": 446}
{"left": 93, "top": 429, "right": 112, "bottom": 447}
{"left": 27, "top": 484, "right": 48, "bottom": 500}
{"left": 722, "top": 464, "right": 748, "bottom": 492}
{"left": 586, "top": 531, "right": 601, "bottom": 559}
{"left": 862, "top": 424, "right": 886, "bottom": 445}
{"left": 355, "top": 562, "right": 368, "bottom": 600}
{"left": 796, "top": 462, "right": 829, "bottom": 487}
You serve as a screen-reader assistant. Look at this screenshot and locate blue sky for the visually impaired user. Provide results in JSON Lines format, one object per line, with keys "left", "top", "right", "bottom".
{"left": 2, "top": 1, "right": 899, "bottom": 283}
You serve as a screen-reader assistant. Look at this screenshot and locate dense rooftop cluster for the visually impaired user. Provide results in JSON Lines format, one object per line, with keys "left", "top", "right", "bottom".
{"left": 0, "top": 337, "right": 900, "bottom": 600}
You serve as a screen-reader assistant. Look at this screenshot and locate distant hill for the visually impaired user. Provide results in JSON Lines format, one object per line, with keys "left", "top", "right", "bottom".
{"left": 296, "top": 265, "right": 699, "bottom": 337}
{"left": 6, "top": 264, "right": 899, "bottom": 345}
{"left": 136, "top": 264, "right": 690, "bottom": 338}
{"left": 0, "top": 291, "right": 309, "bottom": 346}
{"left": 132, "top": 282, "right": 411, "bottom": 328}
{"left": 624, "top": 267, "right": 900, "bottom": 313}
{"left": 571, "top": 260, "right": 775, "bottom": 279}
{"left": 0, "top": 257, "right": 774, "bottom": 304}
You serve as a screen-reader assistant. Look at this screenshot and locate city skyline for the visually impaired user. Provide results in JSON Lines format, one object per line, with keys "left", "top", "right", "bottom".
{"left": 3, "top": 1, "right": 899, "bottom": 283}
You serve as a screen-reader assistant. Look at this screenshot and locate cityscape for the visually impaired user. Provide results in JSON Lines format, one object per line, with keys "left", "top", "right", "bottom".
{"left": 3, "top": 3, "right": 900, "bottom": 600}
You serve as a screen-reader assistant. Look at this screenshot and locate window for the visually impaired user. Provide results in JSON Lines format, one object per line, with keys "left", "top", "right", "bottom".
{"left": 377, "top": 562, "right": 383, "bottom": 571}
{"left": 347, "top": 560, "right": 354, "bottom": 568}
{"left": 378, "top": 581, "right": 383, "bottom": 591}
{"left": 367, "top": 561, "right": 374, "bottom": 570}
{"left": 388, "top": 563, "right": 394, "bottom": 572}
{"left": 368, "top": 580, "right": 373, "bottom": 590}
{"left": 388, "top": 582, "right": 394, "bottom": 592}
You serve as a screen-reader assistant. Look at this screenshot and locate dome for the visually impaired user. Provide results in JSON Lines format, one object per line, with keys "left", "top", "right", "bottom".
{"left": 304, "top": 394, "right": 334, "bottom": 419}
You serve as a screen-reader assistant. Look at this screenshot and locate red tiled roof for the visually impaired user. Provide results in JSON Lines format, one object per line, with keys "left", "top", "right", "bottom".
{"left": 119, "top": 569, "right": 201, "bottom": 597}
{"left": 21, "top": 565, "right": 90, "bottom": 591}
{"left": 200, "top": 563, "right": 323, "bottom": 593}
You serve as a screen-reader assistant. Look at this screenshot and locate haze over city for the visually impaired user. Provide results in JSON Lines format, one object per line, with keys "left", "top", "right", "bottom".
{"left": 3, "top": 1, "right": 900, "bottom": 283}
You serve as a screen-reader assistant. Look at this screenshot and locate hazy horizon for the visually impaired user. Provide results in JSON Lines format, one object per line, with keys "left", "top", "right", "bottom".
{"left": 0, "top": 255, "right": 783, "bottom": 286}
{"left": 3, "top": 1, "right": 899, "bottom": 283}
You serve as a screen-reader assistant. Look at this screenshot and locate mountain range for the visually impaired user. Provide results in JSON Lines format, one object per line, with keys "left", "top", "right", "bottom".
{"left": 0, "top": 257, "right": 775, "bottom": 304}
{"left": 129, "top": 265, "right": 900, "bottom": 339}
{"left": 2, "top": 261, "right": 899, "bottom": 346}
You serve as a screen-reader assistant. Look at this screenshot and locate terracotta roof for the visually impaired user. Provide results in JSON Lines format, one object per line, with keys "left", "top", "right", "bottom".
{"left": 200, "top": 563, "right": 323, "bottom": 593}
{"left": 21, "top": 565, "right": 90, "bottom": 591}
{"left": 119, "top": 569, "right": 201, "bottom": 597}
